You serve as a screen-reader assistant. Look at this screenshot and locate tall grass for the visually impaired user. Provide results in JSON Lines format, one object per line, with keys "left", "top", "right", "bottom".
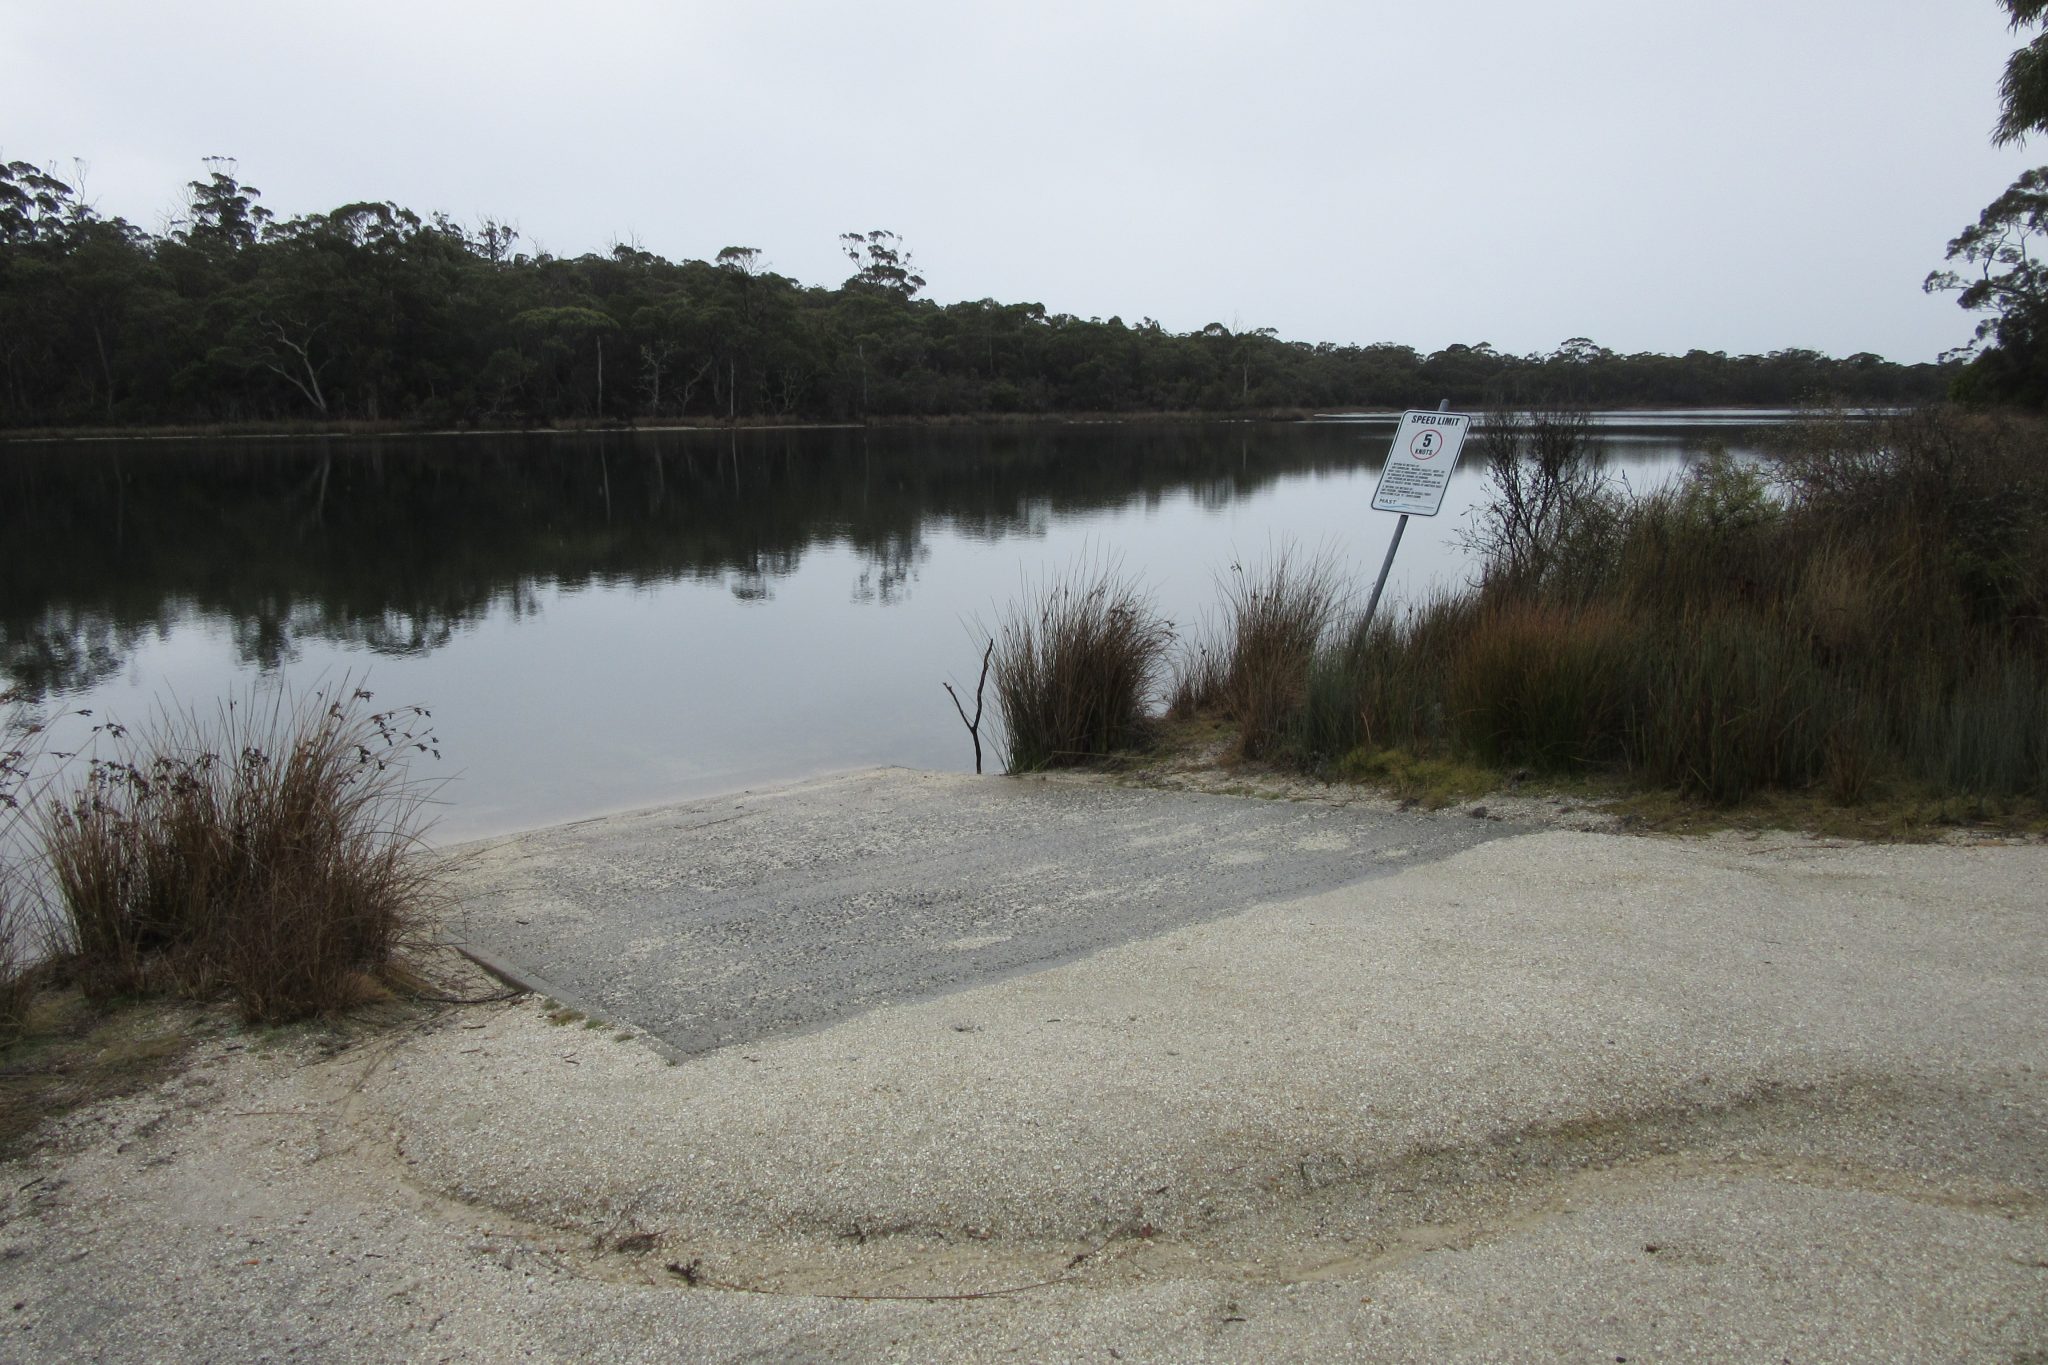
{"left": 992, "top": 563, "right": 1172, "bottom": 772}
{"left": 1445, "top": 597, "right": 1638, "bottom": 772}
{"left": 1210, "top": 548, "right": 1347, "bottom": 758}
{"left": 1231, "top": 407, "right": 2048, "bottom": 808}
{"left": 978, "top": 407, "right": 2044, "bottom": 811}
{"left": 1165, "top": 626, "right": 1228, "bottom": 721}
{"left": 38, "top": 686, "right": 444, "bottom": 1022}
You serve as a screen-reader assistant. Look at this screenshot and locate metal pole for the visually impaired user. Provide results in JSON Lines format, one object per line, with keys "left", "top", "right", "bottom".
{"left": 1362, "top": 398, "right": 1450, "bottom": 627}
{"left": 1362, "top": 514, "right": 1408, "bottom": 626}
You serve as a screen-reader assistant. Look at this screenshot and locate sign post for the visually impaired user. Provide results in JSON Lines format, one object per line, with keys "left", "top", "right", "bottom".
{"left": 1362, "top": 401, "right": 1474, "bottom": 626}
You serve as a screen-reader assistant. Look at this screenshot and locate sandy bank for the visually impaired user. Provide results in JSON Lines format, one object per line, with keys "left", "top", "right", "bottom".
{"left": 1, "top": 797, "right": 2043, "bottom": 1361}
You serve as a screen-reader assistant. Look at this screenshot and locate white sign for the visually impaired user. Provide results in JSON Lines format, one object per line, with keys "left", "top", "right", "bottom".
{"left": 1370, "top": 409, "right": 1474, "bottom": 517}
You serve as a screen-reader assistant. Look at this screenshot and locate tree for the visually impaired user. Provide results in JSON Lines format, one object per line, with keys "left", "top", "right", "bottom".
{"left": 1996, "top": 1, "right": 2048, "bottom": 144}
{"left": 0, "top": 159, "right": 80, "bottom": 244}
{"left": 1548, "top": 337, "right": 1613, "bottom": 365}
{"left": 839, "top": 230, "right": 924, "bottom": 298}
{"left": 1927, "top": 170, "right": 2048, "bottom": 335}
{"left": 512, "top": 305, "right": 616, "bottom": 416}
{"left": 178, "top": 158, "right": 272, "bottom": 259}
{"left": 715, "top": 245, "right": 762, "bottom": 276}
{"left": 0, "top": 155, "right": 1956, "bottom": 428}
{"left": 1929, "top": 5, "right": 2048, "bottom": 402}
{"left": 1462, "top": 406, "right": 1616, "bottom": 595}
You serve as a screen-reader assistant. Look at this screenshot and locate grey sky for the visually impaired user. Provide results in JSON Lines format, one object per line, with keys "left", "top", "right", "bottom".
{"left": 3, "top": 1, "right": 2038, "bottom": 363}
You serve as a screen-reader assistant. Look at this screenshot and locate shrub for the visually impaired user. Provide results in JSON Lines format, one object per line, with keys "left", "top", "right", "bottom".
{"left": 1051, "top": 406, "right": 2048, "bottom": 815}
{"left": 1294, "top": 407, "right": 2048, "bottom": 809}
{"left": 1620, "top": 608, "right": 1833, "bottom": 803}
{"left": 39, "top": 686, "right": 443, "bottom": 1022}
{"left": 1904, "top": 657, "right": 2048, "bottom": 800}
{"left": 991, "top": 563, "right": 1172, "bottom": 772}
{"left": 0, "top": 887, "right": 33, "bottom": 1043}
{"left": 1463, "top": 405, "right": 1621, "bottom": 596}
{"left": 1776, "top": 406, "right": 2048, "bottom": 641}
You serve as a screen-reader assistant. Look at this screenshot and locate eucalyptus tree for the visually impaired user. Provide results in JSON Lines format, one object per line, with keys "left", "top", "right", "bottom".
{"left": 830, "top": 231, "right": 932, "bottom": 414}
{"left": 1925, "top": 3, "right": 2048, "bottom": 402}
{"left": 0, "top": 160, "right": 176, "bottom": 423}
{"left": 511, "top": 304, "right": 617, "bottom": 417}
{"left": 1997, "top": 1, "right": 2048, "bottom": 144}
{"left": 839, "top": 229, "right": 924, "bottom": 298}
{"left": 1928, "top": 169, "right": 2048, "bottom": 403}
{"left": 204, "top": 200, "right": 453, "bottom": 418}
{"left": 178, "top": 159, "right": 273, "bottom": 259}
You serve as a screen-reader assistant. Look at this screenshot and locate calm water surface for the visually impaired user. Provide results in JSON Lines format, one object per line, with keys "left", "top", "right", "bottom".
{"left": 1, "top": 416, "right": 1778, "bottom": 841}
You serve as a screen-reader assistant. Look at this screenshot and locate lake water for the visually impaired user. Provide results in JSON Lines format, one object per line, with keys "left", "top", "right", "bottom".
{"left": 1, "top": 414, "right": 1782, "bottom": 842}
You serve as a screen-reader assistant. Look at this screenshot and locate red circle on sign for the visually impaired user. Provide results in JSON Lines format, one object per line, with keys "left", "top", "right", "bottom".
{"left": 1410, "top": 430, "right": 1443, "bottom": 460}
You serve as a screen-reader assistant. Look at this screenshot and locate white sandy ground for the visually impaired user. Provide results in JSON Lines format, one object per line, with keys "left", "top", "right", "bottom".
{"left": 1, "top": 822, "right": 2044, "bottom": 1362}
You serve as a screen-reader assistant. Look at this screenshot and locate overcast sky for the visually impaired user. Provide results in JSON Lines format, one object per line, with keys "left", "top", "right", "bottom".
{"left": 4, "top": 1, "right": 2039, "bottom": 363}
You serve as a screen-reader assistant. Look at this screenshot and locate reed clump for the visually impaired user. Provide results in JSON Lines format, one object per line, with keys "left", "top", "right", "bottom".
{"left": 1156, "top": 406, "right": 2048, "bottom": 814}
{"left": 37, "top": 686, "right": 443, "bottom": 1022}
{"left": 1297, "top": 407, "right": 2048, "bottom": 805}
{"left": 992, "top": 562, "right": 1173, "bottom": 772}
{"left": 1165, "top": 631, "right": 1227, "bottom": 721}
{"left": 1212, "top": 549, "right": 1347, "bottom": 759}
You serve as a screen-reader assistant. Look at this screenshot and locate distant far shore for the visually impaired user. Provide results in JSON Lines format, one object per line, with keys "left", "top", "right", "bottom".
{"left": 0, "top": 404, "right": 1842, "bottom": 445}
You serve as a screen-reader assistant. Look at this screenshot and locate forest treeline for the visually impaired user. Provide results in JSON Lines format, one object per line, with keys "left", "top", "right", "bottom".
{"left": 1, "top": 158, "right": 1953, "bottom": 429}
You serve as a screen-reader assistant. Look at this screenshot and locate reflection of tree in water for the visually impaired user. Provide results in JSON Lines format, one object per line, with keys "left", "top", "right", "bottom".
{"left": 0, "top": 423, "right": 1423, "bottom": 698}
{"left": 1, "top": 606, "right": 148, "bottom": 698}
{"left": 231, "top": 602, "right": 299, "bottom": 673}
{"left": 852, "top": 531, "right": 929, "bottom": 605}
{"left": 726, "top": 548, "right": 805, "bottom": 603}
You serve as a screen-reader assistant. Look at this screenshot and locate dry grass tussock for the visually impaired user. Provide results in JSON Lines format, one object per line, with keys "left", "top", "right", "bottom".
{"left": 31, "top": 685, "right": 445, "bottom": 1023}
{"left": 1170, "top": 547, "right": 1347, "bottom": 759}
{"left": 991, "top": 561, "right": 1173, "bottom": 773}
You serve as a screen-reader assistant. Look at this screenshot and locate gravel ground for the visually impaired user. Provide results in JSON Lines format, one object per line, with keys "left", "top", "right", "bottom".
{"left": 1, "top": 793, "right": 2043, "bottom": 1362}
{"left": 445, "top": 768, "right": 1513, "bottom": 1057}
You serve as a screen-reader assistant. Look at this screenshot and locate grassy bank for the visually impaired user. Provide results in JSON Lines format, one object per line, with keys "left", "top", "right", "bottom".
{"left": 997, "top": 406, "right": 2048, "bottom": 826}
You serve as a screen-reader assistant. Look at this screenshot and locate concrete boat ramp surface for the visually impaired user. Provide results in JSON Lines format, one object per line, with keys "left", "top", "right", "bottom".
{"left": 4, "top": 768, "right": 2044, "bottom": 1361}
{"left": 448, "top": 768, "right": 1510, "bottom": 1056}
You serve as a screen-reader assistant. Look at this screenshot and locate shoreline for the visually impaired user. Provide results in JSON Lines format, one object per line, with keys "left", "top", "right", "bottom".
{"left": 3, "top": 775, "right": 2043, "bottom": 1357}
{"left": 0, "top": 404, "right": 1831, "bottom": 447}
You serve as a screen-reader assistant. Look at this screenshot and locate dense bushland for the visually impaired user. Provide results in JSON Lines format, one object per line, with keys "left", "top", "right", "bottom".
{"left": 1, "top": 157, "right": 1949, "bottom": 429}
{"left": 1184, "top": 408, "right": 2048, "bottom": 808}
